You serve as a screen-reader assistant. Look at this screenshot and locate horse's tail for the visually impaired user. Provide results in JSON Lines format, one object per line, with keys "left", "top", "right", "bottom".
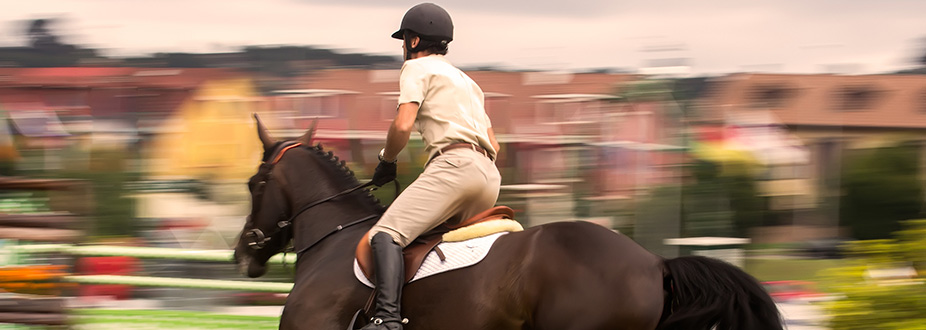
{"left": 657, "top": 256, "right": 783, "bottom": 330}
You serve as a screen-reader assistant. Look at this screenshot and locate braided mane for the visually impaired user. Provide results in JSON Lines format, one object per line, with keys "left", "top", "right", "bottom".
{"left": 306, "top": 143, "right": 386, "bottom": 213}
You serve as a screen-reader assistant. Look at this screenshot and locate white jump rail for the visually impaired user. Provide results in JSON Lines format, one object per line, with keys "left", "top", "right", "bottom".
{"left": 7, "top": 244, "right": 295, "bottom": 264}
{"left": 64, "top": 275, "right": 293, "bottom": 293}
{"left": 6, "top": 244, "right": 296, "bottom": 293}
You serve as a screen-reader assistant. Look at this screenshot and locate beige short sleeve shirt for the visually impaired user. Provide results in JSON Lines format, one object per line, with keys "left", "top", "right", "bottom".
{"left": 398, "top": 55, "right": 497, "bottom": 162}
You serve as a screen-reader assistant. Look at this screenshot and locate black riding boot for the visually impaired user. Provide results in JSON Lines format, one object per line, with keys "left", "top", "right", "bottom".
{"left": 361, "top": 232, "right": 406, "bottom": 330}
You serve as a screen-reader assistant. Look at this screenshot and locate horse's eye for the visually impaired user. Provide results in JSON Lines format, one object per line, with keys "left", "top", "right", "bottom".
{"left": 248, "top": 177, "right": 268, "bottom": 192}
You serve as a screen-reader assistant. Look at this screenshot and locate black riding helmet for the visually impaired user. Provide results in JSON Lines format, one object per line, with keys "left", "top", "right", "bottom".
{"left": 392, "top": 3, "right": 453, "bottom": 42}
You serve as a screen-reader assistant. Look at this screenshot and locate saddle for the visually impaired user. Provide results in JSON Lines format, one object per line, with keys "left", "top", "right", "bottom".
{"left": 355, "top": 206, "right": 516, "bottom": 283}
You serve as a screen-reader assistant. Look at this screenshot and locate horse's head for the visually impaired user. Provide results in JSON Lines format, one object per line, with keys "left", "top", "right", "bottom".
{"left": 233, "top": 115, "right": 316, "bottom": 277}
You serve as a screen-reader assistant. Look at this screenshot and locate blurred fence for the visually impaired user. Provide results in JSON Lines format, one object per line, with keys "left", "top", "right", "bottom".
{"left": 8, "top": 244, "right": 293, "bottom": 292}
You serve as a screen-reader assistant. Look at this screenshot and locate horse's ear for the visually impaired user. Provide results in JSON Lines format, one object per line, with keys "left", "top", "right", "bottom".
{"left": 296, "top": 119, "right": 318, "bottom": 145}
{"left": 254, "top": 114, "right": 275, "bottom": 150}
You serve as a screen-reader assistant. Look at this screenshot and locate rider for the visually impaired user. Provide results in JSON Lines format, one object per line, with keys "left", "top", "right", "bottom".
{"left": 363, "top": 3, "right": 502, "bottom": 330}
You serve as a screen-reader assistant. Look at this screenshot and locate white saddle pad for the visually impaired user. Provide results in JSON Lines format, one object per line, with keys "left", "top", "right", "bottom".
{"left": 353, "top": 232, "right": 508, "bottom": 288}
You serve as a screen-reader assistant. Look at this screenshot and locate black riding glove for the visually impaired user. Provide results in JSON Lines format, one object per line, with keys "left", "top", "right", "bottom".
{"left": 372, "top": 161, "right": 397, "bottom": 187}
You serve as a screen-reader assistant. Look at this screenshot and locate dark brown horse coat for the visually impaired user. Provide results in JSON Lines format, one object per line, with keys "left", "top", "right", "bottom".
{"left": 234, "top": 122, "right": 783, "bottom": 330}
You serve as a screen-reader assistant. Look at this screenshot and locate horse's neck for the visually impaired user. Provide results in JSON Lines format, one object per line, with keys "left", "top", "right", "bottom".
{"left": 285, "top": 152, "right": 380, "bottom": 266}
{"left": 291, "top": 198, "right": 379, "bottom": 265}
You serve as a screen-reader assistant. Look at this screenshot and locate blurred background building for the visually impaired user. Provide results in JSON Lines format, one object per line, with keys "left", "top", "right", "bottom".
{"left": 0, "top": 38, "right": 922, "bottom": 247}
{"left": 0, "top": 10, "right": 925, "bottom": 328}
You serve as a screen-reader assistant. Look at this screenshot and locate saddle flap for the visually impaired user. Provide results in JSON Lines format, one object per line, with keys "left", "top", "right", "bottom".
{"left": 355, "top": 206, "right": 516, "bottom": 283}
{"left": 356, "top": 232, "right": 442, "bottom": 284}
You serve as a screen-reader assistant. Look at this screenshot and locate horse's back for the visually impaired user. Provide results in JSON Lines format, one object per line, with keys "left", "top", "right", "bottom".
{"left": 402, "top": 221, "right": 665, "bottom": 330}
{"left": 517, "top": 221, "right": 665, "bottom": 330}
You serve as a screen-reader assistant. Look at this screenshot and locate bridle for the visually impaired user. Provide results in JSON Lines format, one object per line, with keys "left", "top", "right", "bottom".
{"left": 244, "top": 142, "right": 396, "bottom": 255}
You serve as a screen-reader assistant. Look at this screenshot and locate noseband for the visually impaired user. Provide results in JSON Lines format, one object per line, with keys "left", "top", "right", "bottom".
{"left": 245, "top": 142, "right": 395, "bottom": 254}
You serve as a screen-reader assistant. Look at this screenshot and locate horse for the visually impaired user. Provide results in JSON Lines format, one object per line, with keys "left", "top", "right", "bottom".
{"left": 233, "top": 119, "right": 783, "bottom": 330}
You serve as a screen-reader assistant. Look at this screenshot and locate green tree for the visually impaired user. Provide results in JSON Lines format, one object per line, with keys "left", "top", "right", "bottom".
{"left": 683, "top": 159, "right": 765, "bottom": 237}
{"left": 56, "top": 147, "right": 141, "bottom": 238}
{"left": 840, "top": 141, "right": 924, "bottom": 240}
{"left": 26, "top": 19, "right": 64, "bottom": 51}
{"left": 638, "top": 159, "right": 766, "bottom": 239}
{"left": 819, "top": 220, "right": 926, "bottom": 330}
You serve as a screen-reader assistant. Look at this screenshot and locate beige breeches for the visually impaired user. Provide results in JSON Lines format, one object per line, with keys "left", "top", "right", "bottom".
{"left": 370, "top": 148, "right": 501, "bottom": 247}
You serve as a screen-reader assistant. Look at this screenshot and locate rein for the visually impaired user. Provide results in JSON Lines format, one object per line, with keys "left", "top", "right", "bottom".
{"left": 291, "top": 179, "right": 401, "bottom": 256}
{"left": 246, "top": 142, "right": 400, "bottom": 258}
{"left": 295, "top": 214, "right": 379, "bottom": 255}
{"left": 246, "top": 180, "right": 376, "bottom": 250}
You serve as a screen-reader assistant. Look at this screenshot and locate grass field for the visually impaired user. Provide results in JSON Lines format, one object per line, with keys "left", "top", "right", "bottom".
{"left": 744, "top": 257, "right": 845, "bottom": 282}
{"left": 72, "top": 309, "right": 280, "bottom": 330}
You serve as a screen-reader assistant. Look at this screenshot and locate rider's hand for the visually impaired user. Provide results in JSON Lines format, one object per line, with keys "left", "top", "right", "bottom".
{"left": 371, "top": 161, "right": 397, "bottom": 187}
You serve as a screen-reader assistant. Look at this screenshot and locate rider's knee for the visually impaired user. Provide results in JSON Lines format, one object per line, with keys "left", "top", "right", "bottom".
{"left": 370, "top": 231, "right": 401, "bottom": 246}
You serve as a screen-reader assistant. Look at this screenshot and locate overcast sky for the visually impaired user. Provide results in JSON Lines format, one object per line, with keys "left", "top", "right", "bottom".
{"left": 4, "top": 0, "right": 926, "bottom": 75}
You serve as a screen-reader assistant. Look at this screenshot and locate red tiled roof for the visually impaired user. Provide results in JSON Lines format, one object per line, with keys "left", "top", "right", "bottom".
{"left": 19, "top": 67, "right": 136, "bottom": 77}
{"left": 701, "top": 73, "right": 926, "bottom": 129}
{"left": 290, "top": 68, "right": 637, "bottom": 133}
{"left": 0, "top": 67, "right": 245, "bottom": 89}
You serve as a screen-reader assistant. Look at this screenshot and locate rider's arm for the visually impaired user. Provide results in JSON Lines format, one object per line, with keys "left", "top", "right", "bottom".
{"left": 382, "top": 102, "right": 419, "bottom": 162}
{"left": 487, "top": 127, "right": 500, "bottom": 155}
